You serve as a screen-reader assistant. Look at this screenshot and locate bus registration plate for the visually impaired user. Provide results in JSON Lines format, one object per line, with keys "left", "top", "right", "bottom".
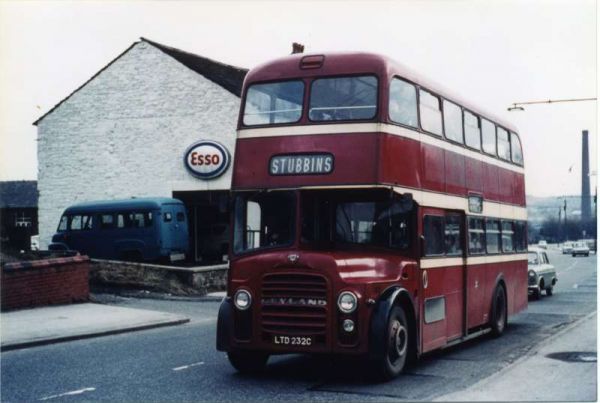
{"left": 273, "top": 335, "right": 312, "bottom": 346}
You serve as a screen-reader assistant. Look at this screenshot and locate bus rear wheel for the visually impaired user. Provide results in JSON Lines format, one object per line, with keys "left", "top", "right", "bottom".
{"left": 490, "top": 285, "right": 507, "bottom": 337}
{"left": 227, "top": 351, "right": 269, "bottom": 373}
{"left": 373, "top": 305, "right": 410, "bottom": 380}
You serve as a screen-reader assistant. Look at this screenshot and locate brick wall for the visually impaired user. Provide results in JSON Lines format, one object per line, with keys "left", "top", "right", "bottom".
{"left": 1, "top": 256, "right": 90, "bottom": 311}
{"left": 36, "top": 41, "right": 241, "bottom": 248}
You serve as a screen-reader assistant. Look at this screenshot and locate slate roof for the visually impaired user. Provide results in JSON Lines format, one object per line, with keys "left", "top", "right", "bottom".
{"left": 141, "top": 38, "right": 248, "bottom": 97}
{"left": 34, "top": 38, "right": 248, "bottom": 126}
{"left": 0, "top": 181, "right": 38, "bottom": 208}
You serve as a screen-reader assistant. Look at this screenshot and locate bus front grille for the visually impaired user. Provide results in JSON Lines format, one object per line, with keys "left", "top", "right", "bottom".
{"left": 260, "top": 273, "right": 329, "bottom": 340}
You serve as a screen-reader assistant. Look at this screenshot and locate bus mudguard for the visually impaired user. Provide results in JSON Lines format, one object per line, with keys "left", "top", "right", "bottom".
{"left": 368, "top": 286, "right": 418, "bottom": 360}
{"left": 216, "top": 297, "right": 234, "bottom": 351}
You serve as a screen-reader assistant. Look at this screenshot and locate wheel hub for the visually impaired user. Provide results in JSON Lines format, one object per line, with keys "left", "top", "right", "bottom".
{"left": 390, "top": 320, "right": 407, "bottom": 358}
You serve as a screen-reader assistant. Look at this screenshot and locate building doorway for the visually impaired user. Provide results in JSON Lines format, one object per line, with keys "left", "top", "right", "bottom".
{"left": 172, "top": 191, "right": 230, "bottom": 265}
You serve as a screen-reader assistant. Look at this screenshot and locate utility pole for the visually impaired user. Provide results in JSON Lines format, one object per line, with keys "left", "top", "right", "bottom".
{"left": 564, "top": 199, "right": 568, "bottom": 240}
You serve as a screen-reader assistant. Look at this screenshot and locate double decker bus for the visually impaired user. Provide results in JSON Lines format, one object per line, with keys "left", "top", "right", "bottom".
{"left": 217, "top": 52, "right": 527, "bottom": 380}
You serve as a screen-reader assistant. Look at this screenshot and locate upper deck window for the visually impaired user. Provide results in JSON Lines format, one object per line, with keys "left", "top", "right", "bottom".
{"left": 481, "top": 118, "right": 496, "bottom": 156}
{"left": 419, "top": 89, "right": 443, "bottom": 136}
{"left": 443, "top": 100, "right": 463, "bottom": 144}
{"left": 309, "top": 76, "right": 377, "bottom": 121}
{"left": 497, "top": 127, "right": 511, "bottom": 161}
{"left": 464, "top": 111, "right": 481, "bottom": 150}
{"left": 243, "top": 81, "right": 304, "bottom": 126}
{"left": 389, "top": 78, "right": 418, "bottom": 128}
{"left": 511, "top": 132, "right": 524, "bottom": 165}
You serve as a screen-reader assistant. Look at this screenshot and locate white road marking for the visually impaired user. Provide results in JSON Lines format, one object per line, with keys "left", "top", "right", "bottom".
{"left": 562, "top": 261, "right": 579, "bottom": 273}
{"left": 39, "top": 387, "right": 95, "bottom": 400}
{"left": 172, "top": 361, "right": 204, "bottom": 371}
{"left": 573, "top": 284, "right": 578, "bottom": 289}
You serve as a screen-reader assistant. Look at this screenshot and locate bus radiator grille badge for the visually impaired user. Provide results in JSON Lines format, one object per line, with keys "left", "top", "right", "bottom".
{"left": 288, "top": 254, "right": 300, "bottom": 264}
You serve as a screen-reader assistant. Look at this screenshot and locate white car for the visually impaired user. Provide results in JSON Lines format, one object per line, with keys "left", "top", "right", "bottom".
{"left": 561, "top": 242, "right": 574, "bottom": 254}
{"left": 528, "top": 247, "right": 557, "bottom": 299}
{"left": 538, "top": 240, "right": 548, "bottom": 249}
{"left": 571, "top": 241, "right": 590, "bottom": 257}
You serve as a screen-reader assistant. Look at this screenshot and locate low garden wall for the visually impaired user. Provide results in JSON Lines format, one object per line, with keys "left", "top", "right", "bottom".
{"left": 1, "top": 255, "right": 90, "bottom": 311}
{"left": 90, "top": 259, "right": 228, "bottom": 296}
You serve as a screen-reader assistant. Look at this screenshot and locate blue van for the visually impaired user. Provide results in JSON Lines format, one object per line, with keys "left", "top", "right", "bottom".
{"left": 49, "top": 198, "right": 189, "bottom": 262}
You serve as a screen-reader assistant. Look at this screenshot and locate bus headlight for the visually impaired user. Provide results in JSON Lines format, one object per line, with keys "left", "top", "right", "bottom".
{"left": 233, "top": 289, "right": 252, "bottom": 310}
{"left": 337, "top": 291, "right": 358, "bottom": 313}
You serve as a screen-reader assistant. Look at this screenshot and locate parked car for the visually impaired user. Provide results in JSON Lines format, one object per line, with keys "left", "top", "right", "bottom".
{"left": 49, "top": 198, "right": 189, "bottom": 262}
{"left": 561, "top": 241, "right": 574, "bottom": 254}
{"left": 528, "top": 247, "right": 557, "bottom": 299}
{"left": 571, "top": 241, "right": 590, "bottom": 257}
{"left": 538, "top": 240, "right": 548, "bottom": 249}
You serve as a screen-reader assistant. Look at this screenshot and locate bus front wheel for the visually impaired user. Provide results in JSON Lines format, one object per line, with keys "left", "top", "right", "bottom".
{"left": 227, "top": 351, "right": 269, "bottom": 373}
{"left": 373, "top": 305, "right": 410, "bottom": 380}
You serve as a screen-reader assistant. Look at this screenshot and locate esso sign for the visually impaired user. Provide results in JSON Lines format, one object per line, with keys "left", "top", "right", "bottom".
{"left": 184, "top": 141, "right": 231, "bottom": 179}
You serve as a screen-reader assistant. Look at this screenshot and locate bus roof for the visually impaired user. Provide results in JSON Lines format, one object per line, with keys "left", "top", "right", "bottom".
{"left": 63, "top": 197, "right": 183, "bottom": 214}
{"left": 243, "top": 52, "right": 518, "bottom": 133}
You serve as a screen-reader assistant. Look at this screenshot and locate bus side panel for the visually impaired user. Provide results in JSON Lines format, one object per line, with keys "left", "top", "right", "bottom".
{"left": 466, "top": 262, "right": 487, "bottom": 328}
{"left": 482, "top": 163, "right": 500, "bottom": 202}
{"left": 420, "top": 143, "right": 445, "bottom": 193}
{"left": 379, "top": 134, "right": 421, "bottom": 189}
{"left": 498, "top": 168, "right": 514, "bottom": 205}
{"left": 465, "top": 156, "right": 483, "bottom": 194}
{"left": 444, "top": 150, "right": 467, "bottom": 197}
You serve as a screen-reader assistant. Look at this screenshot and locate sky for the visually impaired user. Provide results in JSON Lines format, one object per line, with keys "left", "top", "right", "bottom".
{"left": 0, "top": 0, "right": 596, "bottom": 198}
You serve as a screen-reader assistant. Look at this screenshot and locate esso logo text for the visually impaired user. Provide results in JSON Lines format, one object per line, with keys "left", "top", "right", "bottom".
{"left": 184, "top": 141, "right": 231, "bottom": 179}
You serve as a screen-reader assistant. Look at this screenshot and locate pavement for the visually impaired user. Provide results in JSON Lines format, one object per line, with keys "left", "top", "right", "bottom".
{"left": 0, "top": 303, "right": 190, "bottom": 351}
{"left": 437, "top": 311, "right": 597, "bottom": 401}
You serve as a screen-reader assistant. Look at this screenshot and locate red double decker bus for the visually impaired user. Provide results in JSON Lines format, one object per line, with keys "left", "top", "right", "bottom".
{"left": 217, "top": 52, "right": 527, "bottom": 380}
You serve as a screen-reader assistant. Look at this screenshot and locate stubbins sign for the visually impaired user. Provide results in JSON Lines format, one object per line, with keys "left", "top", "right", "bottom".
{"left": 184, "top": 141, "right": 231, "bottom": 179}
{"left": 269, "top": 153, "right": 334, "bottom": 176}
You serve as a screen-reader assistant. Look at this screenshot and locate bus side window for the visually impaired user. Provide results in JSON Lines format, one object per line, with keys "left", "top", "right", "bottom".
{"left": 445, "top": 215, "right": 462, "bottom": 255}
{"left": 70, "top": 215, "right": 83, "bottom": 231}
{"left": 117, "top": 213, "right": 130, "bottom": 228}
{"left": 419, "top": 89, "right": 443, "bottom": 136}
{"left": 389, "top": 78, "right": 418, "bottom": 128}
{"left": 510, "top": 132, "right": 524, "bottom": 165}
{"left": 58, "top": 215, "right": 68, "bottom": 231}
{"left": 442, "top": 100, "right": 463, "bottom": 144}
{"left": 176, "top": 212, "right": 185, "bottom": 222}
{"left": 423, "top": 215, "right": 444, "bottom": 256}
{"left": 485, "top": 219, "right": 501, "bottom": 254}
{"left": 501, "top": 221, "right": 515, "bottom": 252}
{"left": 481, "top": 118, "right": 496, "bottom": 156}
{"left": 514, "top": 221, "right": 527, "bottom": 251}
{"left": 100, "top": 214, "right": 114, "bottom": 229}
{"left": 468, "top": 217, "right": 485, "bottom": 254}
{"left": 464, "top": 111, "right": 481, "bottom": 150}
{"left": 497, "top": 127, "right": 511, "bottom": 161}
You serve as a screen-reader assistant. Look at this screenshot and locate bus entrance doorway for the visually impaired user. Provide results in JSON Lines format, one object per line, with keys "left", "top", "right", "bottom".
{"left": 172, "top": 190, "right": 230, "bottom": 265}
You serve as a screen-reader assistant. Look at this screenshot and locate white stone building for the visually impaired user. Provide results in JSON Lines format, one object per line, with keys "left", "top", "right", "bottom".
{"left": 34, "top": 38, "right": 247, "bottom": 263}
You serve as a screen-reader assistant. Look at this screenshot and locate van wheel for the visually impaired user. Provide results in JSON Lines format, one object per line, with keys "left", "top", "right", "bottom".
{"left": 227, "top": 351, "right": 269, "bottom": 373}
{"left": 372, "top": 306, "right": 411, "bottom": 380}
{"left": 490, "top": 285, "right": 507, "bottom": 337}
{"left": 546, "top": 286, "right": 553, "bottom": 296}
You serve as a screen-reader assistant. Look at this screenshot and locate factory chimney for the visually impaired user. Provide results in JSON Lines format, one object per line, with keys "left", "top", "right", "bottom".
{"left": 581, "top": 130, "right": 592, "bottom": 221}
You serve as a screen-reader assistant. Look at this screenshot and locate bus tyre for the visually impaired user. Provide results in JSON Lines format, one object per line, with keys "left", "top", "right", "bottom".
{"left": 374, "top": 306, "right": 410, "bottom": 380}
{"left": 490, "top": 285, "right": 507, "bottom": 337}
{"left": 227, "top": 351, "right": 269, "bottom": 373}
